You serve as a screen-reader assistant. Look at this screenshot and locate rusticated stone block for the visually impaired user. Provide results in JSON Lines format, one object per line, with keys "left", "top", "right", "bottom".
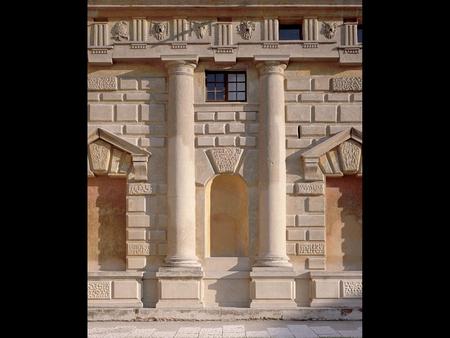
{"left": 286, "top": 105, "right": 312, "bottom": 122}
{"left": 88, "top": 76, "right": 118, "bottom": 91}
{"left": 287, "top": 229, "right": 306, "bottom": 241}
{"left": 331, "top": 77, "right": 362, "bottom": 92}
{"left": 286, "top": 78, "right": 311, "bottom": 91}
{"left": 297, "top": 242, "right": 325, "bottom": 255}
{"left": 88, "top": 281, "right": 111, "bottom": 299}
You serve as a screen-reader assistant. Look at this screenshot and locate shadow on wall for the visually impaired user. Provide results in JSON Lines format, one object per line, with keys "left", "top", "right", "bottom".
{"left": 88, "top": 176, "right": 127, "bottom": 271}
{"left": 326, "top": 176, "right": 362, "bottom": 271}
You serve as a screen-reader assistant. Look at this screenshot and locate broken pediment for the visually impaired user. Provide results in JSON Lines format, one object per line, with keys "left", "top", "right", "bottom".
{"left": 88, "top": 128, "right": 151, "bottom": 181}
{"left": 301, "top": 127, "right": 362, "bottom": 181}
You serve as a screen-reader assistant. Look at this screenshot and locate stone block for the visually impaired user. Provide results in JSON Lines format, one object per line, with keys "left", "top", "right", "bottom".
{"left": 127, "top": 196, "right": 146, "bottom": 212}
{"left": 196, "top": 136, "right": 215, "bottom": 147}
{"left": 228, "top": 122, "right": 246, "bottom": 133}
{"left": 101, "top": 93, "right": 124, "bottom": 101}
{"left": 217, "top": 112, "right": 236, "bottom": 121}
{"left": 141, "top": 104, "right": 165, "bottom": 121}
{"left": 113, "top": 280, "right": 139, "bottom": 299}
{"left": 160, "top": 280, "right": 200, "bottom": 299}
{"left": 217, "top": 136, "right": 236, "bottom": 146}
{"left": 196, "top": 112, "right": 215, "bottom": 121}
{"left": 286, "top": 138, "right": 312, "bottom": 149}
{"left": 88, "top": 92, "right": 100, "bottom": 101}
{"left": 238, "top": 136, "right": 256, "bottom": 147}
{"left": 125, "top": 125, "right": 150, "bottom": 135}
{"left": 300, "top": 125, "right": 326, "bottom": 137}
{"left": 314, "top": 280, "right": 339, "bottom": 298}
{"left": 307, "top": 197, "right": 324, "bottom": 212}
{"left": 285, "top": 93, "right": 298, "bottom": 102}
{"left": 140, "top": 77, "right": 166, "bottom": 91}
{"left": 286, "top": 78, "right": 311, "bottom": 91}
{"left": 194, "top": 124, "right": 205, "bottom": 134}
{"left": 89, "top": 104, "right": 114, "bottom": 121}
{"left": 296, "top": 215, "right": 325, "bottom": 226}
{"left": 339, "top": 104, "right": 362, "bottom": 122}
{"left": 285, "top": 125, "right": 299, "bottom": 137}
{"left": 286, "top": 183, "right": 295, "bottom": 194}
{"left": 148, "top": 230, "right": 166, "bottom": 241}
{"left": 253, "top": 280, "right": 294, "bottom": 299}
{"left": 149, "top": 137, "right": 165, "bottom": 148}
{"left": 297, "top": 242, "right": 325, "bottom": 255}
{"left": 149, "top": 125, "right": 167, "bottom": 136}
{"left": 158, "top": 243, "right": 168, "bottom": 255}
{"left": 300, "top": 93, "right": 324, "bottom": 102}
{"left": 329, "top": 124, "right": 362, "bottom": 134}
{"left": 246, "top": 123, "right": 259, "bottom": 134}
{"left": 286, "top": 215, "right": 296, "bottom": 227}
{"left": 314, "top": 105, "right": 337, "bottom": 122}
{"left": 308, "top": 257, "right": 325, "bottom": 269}
{"left": 127, "top": 242, "right": 153, "bottom": 255}
{"left": 352, "top": 93, "right": 362, "bottom": 102}
{"left": 326, "top": 93, "right": 350, "bottom": 102}
{"left": 286, "top": 242, "right": 297, "bottom": 255}
{"left": 238, "top": 111, "right": 256, "bottom": 121}
{"left": 127, "top": 214, "right": 150, "bottom": 227}
{"left": 127, "top": 229, "right": 147, "bottom": 241}
{"left": 287, "top": 229, "right": 306, "bottom": 241}
{"left": 125, "top": 92, "right": 151, "bottom": 101}
{"left": 312, "top": 77, "right": 331, "bottom": 91}
{"left": 308, "top": 230, "right": 325, "bottom": 241}
{"left": 207, "top": 123, "right": 226, "bottom": 134}
{"left": 88, "top": 124, "right": 123, "bottom": 135}
{"left": 286, "top": 105, "right": 312, "bottom": 122}
{"left": 127, "top": 256, "right": 146, "bottom": 269}
{"left": 119, "top": 78, "right": 138, "bottom": 90}
{"left": 117, "top": 104, "right": 138, "bottom": 121}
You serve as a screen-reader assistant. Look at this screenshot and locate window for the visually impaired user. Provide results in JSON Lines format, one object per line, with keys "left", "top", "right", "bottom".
{"left": 357, "top": 24, "right": 363, "bottom": 43}
{"left": 206, "top": 71, "right": 247, "bottom": 102}
{"left": 279, "top": 24, "right": 303, "bottom": 40}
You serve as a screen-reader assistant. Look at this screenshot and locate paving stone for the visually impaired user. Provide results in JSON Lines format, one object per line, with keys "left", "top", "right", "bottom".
{"left": 128, "top": 328, "right": 157, "bottom": 337}
{"left": 223, "top": 325, "right": 246, "bottom": 338}
{"left": 337, "top": 330, "right": 361, "bottom": 338}
{"left": 176, "top": 327, "right": 201, "bottom": 338}
{"left": 199, "top": 327, "right": 223, "bottom": 338}
{"left": 246, "top": 330, "right": 270, "bottom": 338}
{"left": 153, "top": 331, "right": 177, "bottom": 338}
{"left": 267, "top": 327, "right": 294, "bottom": 338}
{"left": 287, "top": 325, "right": 318, "bottom": 338}
{"left": 309, "top": 326, "right": 341, "bottom": 337}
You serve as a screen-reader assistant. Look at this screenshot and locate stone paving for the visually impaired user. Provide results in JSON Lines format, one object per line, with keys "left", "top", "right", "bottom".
{"left": 88, "top": 321, "right": 362, "bottom": 337}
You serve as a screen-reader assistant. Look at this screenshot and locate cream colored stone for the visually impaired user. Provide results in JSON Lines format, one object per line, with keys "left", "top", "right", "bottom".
{"left": 314, "top": 280, "right": 339, "bottom": 298}
{"left": 113, "top": 280, "right": 139, "bottom": 299}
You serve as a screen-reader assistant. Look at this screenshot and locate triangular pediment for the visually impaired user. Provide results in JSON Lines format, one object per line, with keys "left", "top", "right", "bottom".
{"left": 88, "top": 128, "right": 150, "bottom": 156}
{"left": 301, "top": 127, "right": 362, "bottom": 179}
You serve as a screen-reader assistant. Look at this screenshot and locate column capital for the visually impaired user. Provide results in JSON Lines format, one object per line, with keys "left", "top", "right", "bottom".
{"left": 256, "top": 61, "right": 288, "bottom": 76}
{"left": 164, "top": 60, "right": 197, "bottom": 76}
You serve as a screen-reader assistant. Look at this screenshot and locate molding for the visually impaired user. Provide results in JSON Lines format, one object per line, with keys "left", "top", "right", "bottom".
{"left": 301, "top": 127, "right": 362, "bottom": 181}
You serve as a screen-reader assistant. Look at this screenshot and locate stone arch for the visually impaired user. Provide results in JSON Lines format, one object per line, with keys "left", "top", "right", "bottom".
{"left": 205, "top": 174, "right": 249, "bottom": 257}
{"left": 88, "top": 128, "right": 151, "bottom": 272}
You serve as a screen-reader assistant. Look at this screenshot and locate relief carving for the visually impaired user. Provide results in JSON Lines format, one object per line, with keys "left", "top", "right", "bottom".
{"left": 342, "top": 281, "right": 362, "bottom": 298}
{"left": 153, "top": 22, "right": 168, "bottom": 40}
{"left": 331, "top": 77, "right": 362, "bottom": 92}
{"left": 295, "top": 183, "right": 324, "bottom": 195}
{"left": 89, "top": 140, "right": 111, "bottom": 174}
{"left": 88, "top": 281, "right": 111, "bottom": 299}
{"left": 127, "top": 243, "right": 151, "bottom": 256}
{"left": 128, "top": 183, "right": 153, "bottom": 195}
{"left": 338, "top": 140, "right": 361, "bottom": 174}
{"left": 111, "top": 21, "right": 129, "bottom": 41}
{"left": 322, "top": 22, "right": 337, "bottom": 39}
{"left": 193, "top": 22, "right": 208, "bottom": 39}
{"left": 297, "top": 242, "right": 325, "bottom": 255}
{"left": 237, "top": 21, "right": 255, "bottom": 40}
{"left": 207, "top": 147, "right": 244, "bottom": 174}
{"left": 88, "top": 76, "right": 118, "bottom": 91}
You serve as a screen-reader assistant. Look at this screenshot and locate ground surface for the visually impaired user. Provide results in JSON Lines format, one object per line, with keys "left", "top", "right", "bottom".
{"left": 88, "top": 320, "right": 362, "bottom": 337}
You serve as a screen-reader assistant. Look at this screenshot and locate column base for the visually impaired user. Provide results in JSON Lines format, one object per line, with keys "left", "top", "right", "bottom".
{"left": 253, "top": 256, "right": 293, "bottom": 268}
{"left": 155, "top": 266, "right": 204, "bottom": 309}
{"left": 249, "top": 267, "right": 297, "bottom": 309}
{"left": 164, "top": 255, "right": 202, "bottom": 268}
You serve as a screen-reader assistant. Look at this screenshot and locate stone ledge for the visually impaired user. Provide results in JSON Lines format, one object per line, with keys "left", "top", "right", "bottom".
{"left": 88, "top": 307, "right": 362, "bottom": 321}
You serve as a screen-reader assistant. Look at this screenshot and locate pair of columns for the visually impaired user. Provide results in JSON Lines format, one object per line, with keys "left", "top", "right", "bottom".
{"left": 164, "top": 59, "right": 291, "bottom": 270}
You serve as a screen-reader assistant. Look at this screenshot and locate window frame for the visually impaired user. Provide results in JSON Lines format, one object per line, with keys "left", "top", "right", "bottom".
{"left": 278, "top": 23, "right": 303, "bottom": 41}
{"left": 205, "top": 71, "right": 247, "bottom": 102}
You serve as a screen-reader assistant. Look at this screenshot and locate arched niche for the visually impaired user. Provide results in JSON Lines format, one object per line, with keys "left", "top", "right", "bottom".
{"left": 301, "top": 127, "right": 362, "bottom": 271}
{"left": 205, "top": 174, "right": 249, "bottom": 257}
{"left": 88, "top": 128, "right": 151, "bottom": 272}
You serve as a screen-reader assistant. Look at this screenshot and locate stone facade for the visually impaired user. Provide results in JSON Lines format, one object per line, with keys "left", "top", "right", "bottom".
{"left": 87, "top": 0, "right": 362, "bottom": 312}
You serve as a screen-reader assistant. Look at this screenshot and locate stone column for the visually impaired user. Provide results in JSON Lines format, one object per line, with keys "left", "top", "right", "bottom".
{"left": 255, "top": 61, "right": 291, "bottom": 268}
{"left": 250, "top": 60, "right": 296, "bottom": 309}
{"left": 156, "top": 59, "right": 203, "bottom": 309}
{"left": 164, "top": 60, "right": 200, "bottom": 268}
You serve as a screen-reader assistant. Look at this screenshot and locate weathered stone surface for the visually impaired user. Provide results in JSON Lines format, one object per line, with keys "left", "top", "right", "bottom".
{"left": 128, "top": 183, "right": 153, "bottom": 195}
{"left": 88, "top": 76, "right": 118, "bottom": 91}
{"left": 297, "top": 242, "right": 325, "bottom": 255}
{"left": 207, "top": 147, "right": 243, "bottom": 174}
{"left": 331, "top": 77, "right": 362, "bottom": 92}
{"left": 342, "top": 281, "right": 363, "bottom": 298}
{"left": 88, "top": 281, "right": 111, "bottom": 299}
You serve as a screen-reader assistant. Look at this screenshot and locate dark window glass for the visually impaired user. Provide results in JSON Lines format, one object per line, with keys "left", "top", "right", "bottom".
{"left": 279, "top": 24, "right": 302, "bottom": 40}
{"left": 205, "top": 71, "right": 247, "bottom": 102}
{"left": 357, "top": 24, "right": 363, "bottom": 43}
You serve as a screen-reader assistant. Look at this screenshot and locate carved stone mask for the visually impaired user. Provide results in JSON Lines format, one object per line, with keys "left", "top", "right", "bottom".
{"left": 322, "top": 22, "right": 337, "bottom": 39}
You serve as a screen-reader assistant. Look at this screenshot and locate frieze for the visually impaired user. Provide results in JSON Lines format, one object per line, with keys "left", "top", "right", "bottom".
{"left": 88, "top": 76, "right": 118, "bottom": 91}
{"left": 153, "top": 22, "right": 168, "bottom": 41}
{"left": 127, "top": 243, "right": 151, "bottom": 256}
{"left": 297, "top": 242, "right": 325, "bottom": 255}
{"left": 207, "top": 147, "right": 243, "bottom": 174}
{"left": 111, "top": 21, "right": 129, "bottom": 41}
{"left": 88, "top": 281, "right": 111, "bottom": 299}
{"left": 342, "top": 281, "right": 362, "bottom": 298}
{"left": 237, "top": 21, "right": 255, "bottom": 40}
{"left": 128, "top": 183, "right": 153, "bottom": 195}
{"left": 331, "top": 77, "right": 362, "bottom": 92}
{"left": 295, "top": 183, "right": 324, "bottom": 195}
